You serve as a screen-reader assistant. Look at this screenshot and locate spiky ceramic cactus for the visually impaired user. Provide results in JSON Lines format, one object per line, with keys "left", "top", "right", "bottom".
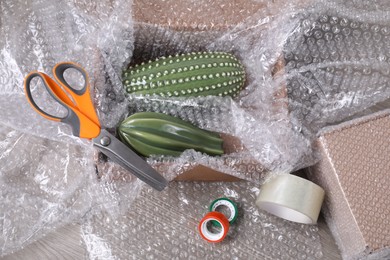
{"left": 122, "top": 52, "right": 245, "bottom": 98}
{"left": 118, "top": 112, "right": 224, "bottom": 157}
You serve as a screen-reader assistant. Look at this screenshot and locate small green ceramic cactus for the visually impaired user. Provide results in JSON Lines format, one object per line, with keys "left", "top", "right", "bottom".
{"left": 122, "top": 52, "right": 245, "bottom": 98}
{"left": 118, "top": 112, "right": 224, "bottom": 157}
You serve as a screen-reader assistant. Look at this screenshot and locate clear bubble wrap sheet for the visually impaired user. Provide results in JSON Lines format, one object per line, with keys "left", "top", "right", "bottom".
{"left": 1, "top": 0, "right": 390, "bottom": 258}
{"left": 284, "top": 1, "right": 390, "bottom": 133}
{"left": 81, "top": 181, "right": 323, "bottom": 260}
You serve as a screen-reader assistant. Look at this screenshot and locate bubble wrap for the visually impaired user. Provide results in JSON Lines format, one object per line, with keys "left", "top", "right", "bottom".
{"left": 0, "top": 0, "right": 139, "bottom": 256}
{"left": 2, "top": 0, "right": 390, "bottom": 258}
{"left": 284, "top": 0, "right": 390, "bottom": 132}
{"left": 0, "top": 124, "right": 93, "bottom": 255}
{"left": 0, "top": 123, "right": 147, "bottom": 256}
{"left": 81, "top": 181, "right": 324, "bottom": 260}
{"left": 0, "top": 0, "right": 134, "bottom": 135}
{"left": 95, "top": 0, "right": 316, "bottom": 181}
{"left": 122, "top": 95, "right": 313, "bottom": 182}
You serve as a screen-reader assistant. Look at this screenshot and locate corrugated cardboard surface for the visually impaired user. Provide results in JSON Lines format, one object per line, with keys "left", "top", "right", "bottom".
{"left": 133, "top": 0, "right": 266, "bottom": 30}
{"left": 131, "top": 0, "right": 266, "bottom": 64}
{"left": 308, "top": 110, "right": 390, "bottom": 259}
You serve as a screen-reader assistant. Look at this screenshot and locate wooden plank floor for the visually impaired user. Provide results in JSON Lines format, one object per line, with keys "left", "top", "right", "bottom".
{"left": 3, "top": 215, "right": 341, "bottom": 259}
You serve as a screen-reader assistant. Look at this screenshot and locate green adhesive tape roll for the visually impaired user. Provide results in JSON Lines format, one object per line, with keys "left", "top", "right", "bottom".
{"left": 209, "top": 198, "right": 238, "bottom": 227}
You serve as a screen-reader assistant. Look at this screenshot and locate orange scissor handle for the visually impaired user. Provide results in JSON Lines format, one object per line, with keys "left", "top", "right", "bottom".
{"left": 53, "top": 62, "right": 100, "bottom": 127}
{"left": 24, "top": 63, "right": 101, "bottom": 139}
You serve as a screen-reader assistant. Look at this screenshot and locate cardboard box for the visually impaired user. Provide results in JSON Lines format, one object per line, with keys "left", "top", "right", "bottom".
{"left": 99, "top": 0, "right": 285, "bottom": 182}
{"left": 96, "top": 1, "right": 313, "bottom": 181}
{"left": 307, "top": 110, "right": 390, "bottom": 259}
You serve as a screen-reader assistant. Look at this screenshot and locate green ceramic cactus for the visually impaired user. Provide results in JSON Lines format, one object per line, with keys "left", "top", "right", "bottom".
{"left": 118, "top": 112, "right": 224, "bottom": 157}
{"left": 122, "top": 52, "right": 245, "bottom": 98}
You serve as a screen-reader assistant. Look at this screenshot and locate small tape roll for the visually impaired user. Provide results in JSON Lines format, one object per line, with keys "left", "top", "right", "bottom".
{"left": 209, "top": 198, "right": 238, "bottom": 227}
{"left": 198, "top": 212, "right": 229, "bottom": 243}
{"left": 256, "top": 174, "right": 325, "bottom": 224}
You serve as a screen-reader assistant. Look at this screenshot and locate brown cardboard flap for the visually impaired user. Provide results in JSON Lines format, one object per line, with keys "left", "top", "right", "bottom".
{"left": 307, "top": 110, "right": 390, "bottom": 257}
{"left": 174, "top": 165, "right": 241, "bottom": 181}
{"left": 133, "top": 0, "right": 266, "bottom": 31}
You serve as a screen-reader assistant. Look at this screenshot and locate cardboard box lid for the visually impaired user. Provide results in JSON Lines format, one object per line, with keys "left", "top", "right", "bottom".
{"left": 308, "top": 110, "right": 390, "bottom": 258}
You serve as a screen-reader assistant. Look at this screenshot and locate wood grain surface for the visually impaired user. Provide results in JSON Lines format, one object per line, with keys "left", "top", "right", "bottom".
{"left": 3, "top": 215, "right": 341, "bottom": 260}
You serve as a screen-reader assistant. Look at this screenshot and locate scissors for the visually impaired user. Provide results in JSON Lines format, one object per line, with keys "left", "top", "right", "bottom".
{"left": 24, "top": 62, "right": 168, "bottom": 191}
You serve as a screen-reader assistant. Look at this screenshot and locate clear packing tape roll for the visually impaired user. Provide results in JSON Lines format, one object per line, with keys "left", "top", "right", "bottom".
{"left": 256, "top": 174, "right": 325, "bottom": 224}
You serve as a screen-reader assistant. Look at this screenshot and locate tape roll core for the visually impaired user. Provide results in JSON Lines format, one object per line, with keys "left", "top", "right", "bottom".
{"left": 256, "top": 174, "right": 325, "bottom": 224}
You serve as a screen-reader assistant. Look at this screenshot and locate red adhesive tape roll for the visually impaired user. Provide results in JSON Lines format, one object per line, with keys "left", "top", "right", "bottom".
{"left": 198, "top": 211, "right": 229, "bottom": 243}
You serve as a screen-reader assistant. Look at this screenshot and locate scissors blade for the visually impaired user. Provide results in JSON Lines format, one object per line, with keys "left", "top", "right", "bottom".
{"left": 93, "top": 129, "right": 168, "bottom": 191}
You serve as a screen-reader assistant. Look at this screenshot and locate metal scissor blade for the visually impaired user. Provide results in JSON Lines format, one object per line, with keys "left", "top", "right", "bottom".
{"left": 93, "top": 129, "right": 168, "bottom": 191}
